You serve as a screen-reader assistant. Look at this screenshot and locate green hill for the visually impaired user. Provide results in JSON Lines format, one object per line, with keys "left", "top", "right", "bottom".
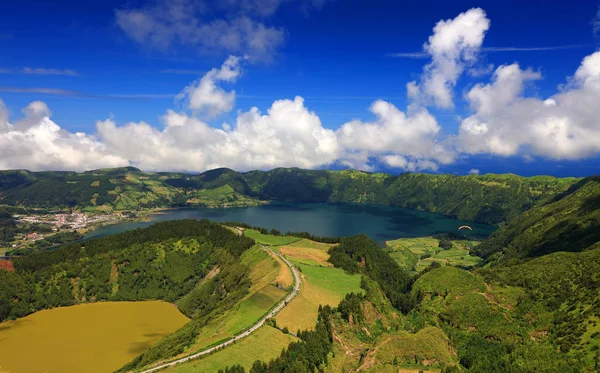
{"left": 475, "top": 176, "right": 600, "bottom": 261}
{"left": 0, "top": 167, "right": 578, "bottom": 224}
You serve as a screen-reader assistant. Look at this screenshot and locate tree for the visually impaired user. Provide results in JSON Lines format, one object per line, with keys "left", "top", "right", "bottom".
{"left": 439, "top": 239, "right": 452, "bottom": 250}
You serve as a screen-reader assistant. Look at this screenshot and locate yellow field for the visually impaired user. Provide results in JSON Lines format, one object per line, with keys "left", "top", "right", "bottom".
{"left": 163, "top": 326, "right": 298, "bottom": 373}
{"left": 276, "top": 264, "right": 362, "bottom": 332}
{"left": 0, "top": 301, "right": 189, "bottom": 373}
{"left": 270, "top": 251, "right": 294, "bottom": 288}
{"left": 279, "top": 246, "right": 332, "bottom": 267}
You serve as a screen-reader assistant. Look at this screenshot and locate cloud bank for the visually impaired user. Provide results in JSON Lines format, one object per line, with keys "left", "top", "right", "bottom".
{"left": 1, "top": 8, "right": 600, "bottom": 173}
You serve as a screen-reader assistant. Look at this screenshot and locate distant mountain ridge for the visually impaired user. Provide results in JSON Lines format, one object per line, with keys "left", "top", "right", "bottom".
{"left": 0, "top": 167, "right": 580, "bottom": 225}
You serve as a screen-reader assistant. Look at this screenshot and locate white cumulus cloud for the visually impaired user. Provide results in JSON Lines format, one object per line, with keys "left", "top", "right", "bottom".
{"left": 457, "top": 52, "right": 600, "bottom": 160}
{"left": 336, "top": 100, "right": 454, "bottom": 171}
{"left": 407, "top": 8, "right": 490, "bottom": 108}
{"left": 176, "top": 56, "right": 242, "bottom": 117}
{"left": 0, "top": 100, "right": 127, "bottom": 171}
{"left": 95, "top": 95, "right": 339, "bottom": 172}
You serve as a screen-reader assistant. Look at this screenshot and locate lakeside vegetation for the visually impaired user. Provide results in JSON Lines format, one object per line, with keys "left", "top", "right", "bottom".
{"left": 0, "top": 167, "right": 577, "bottom": 225}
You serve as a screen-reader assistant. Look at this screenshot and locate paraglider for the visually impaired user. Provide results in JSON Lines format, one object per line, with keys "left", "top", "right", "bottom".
{"left": 458, "top": 225, "right": 472, "bottom": 231}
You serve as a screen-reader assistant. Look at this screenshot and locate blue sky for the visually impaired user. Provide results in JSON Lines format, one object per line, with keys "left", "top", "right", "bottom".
{"left": 1, "top": 0, "right": 600, "bottom": 176}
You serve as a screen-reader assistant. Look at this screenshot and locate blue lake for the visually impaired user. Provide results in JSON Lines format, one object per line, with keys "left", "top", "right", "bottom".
{"left": 84, "top": 203, "right": 496, "bottom": 245}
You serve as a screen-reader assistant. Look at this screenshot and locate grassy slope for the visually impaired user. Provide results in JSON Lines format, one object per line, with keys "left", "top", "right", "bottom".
{"left": 244, "top": 229, "right": 301, "bottom": 245}
{"left": 183, "top": 246, "right": 286, "bottom": 352}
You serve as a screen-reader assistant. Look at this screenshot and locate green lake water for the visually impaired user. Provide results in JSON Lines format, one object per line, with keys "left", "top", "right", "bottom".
{"left": 85, "top": 203, "right": 496, "bottom": 245}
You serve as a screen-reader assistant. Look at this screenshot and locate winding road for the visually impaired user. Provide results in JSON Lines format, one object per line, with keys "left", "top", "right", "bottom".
{"left": 138, "top": 246, "right": 301, "bottom": 373}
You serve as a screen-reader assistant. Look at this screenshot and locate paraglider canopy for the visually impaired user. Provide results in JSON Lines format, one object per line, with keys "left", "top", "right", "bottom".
{"left": 458, "top": 225, "right": 473, "bottom": 231}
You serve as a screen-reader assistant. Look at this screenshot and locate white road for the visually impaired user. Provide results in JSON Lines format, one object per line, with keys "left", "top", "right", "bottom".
{"left": 137, "top": 246, "right": 301, "bottom": 373}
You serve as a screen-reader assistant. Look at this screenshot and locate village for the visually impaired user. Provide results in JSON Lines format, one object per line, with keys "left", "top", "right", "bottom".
{"left": 16, "top": 212, "right": 126, "bottom": 241}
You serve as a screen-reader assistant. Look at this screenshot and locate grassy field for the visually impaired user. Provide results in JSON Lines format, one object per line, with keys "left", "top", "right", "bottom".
{"left": 286, "top": 238, "right": 334, "bottom": 250}
{"left": 0, "top": 301, "right": 189, "bottom": 373}
{"left": 386, "top": 237, "right": 482, "bottom": 272}
{"left": 223, "top": 286, "right": 286, "bottom": 334}
{"left": 276, "top": 263, "right": 363, "bottom": 332}
{"left": 244, "top": 229, "right": 301, "bottom": 246}
{"left": 276, "top": 238, "right": 333, "bottom": 267}
{"left": 163, "top": 326, "right": 298, "bottom": 373}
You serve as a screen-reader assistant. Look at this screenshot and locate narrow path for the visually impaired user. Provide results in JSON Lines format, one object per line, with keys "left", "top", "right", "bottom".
{"left": 137, "top": 246, "right": 301, "bottom": 373}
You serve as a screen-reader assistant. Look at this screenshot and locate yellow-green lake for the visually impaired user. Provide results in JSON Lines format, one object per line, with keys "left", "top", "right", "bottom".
{"left": 0, "top": 301, "right": 189, "bottom": 373}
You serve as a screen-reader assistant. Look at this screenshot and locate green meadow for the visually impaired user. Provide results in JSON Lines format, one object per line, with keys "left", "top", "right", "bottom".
{"left": 0, "top": 301, "right": 189, "bottom": 373}
{"left": 295, "top": 263, "right": 363, "bottom": 297}
{"left": 243, "top": 229, "right": 301, "bottom": 246}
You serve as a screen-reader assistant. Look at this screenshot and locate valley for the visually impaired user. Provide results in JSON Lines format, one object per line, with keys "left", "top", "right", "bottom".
{"left": 0, "top": 169, "right": 598, "bottom": 372}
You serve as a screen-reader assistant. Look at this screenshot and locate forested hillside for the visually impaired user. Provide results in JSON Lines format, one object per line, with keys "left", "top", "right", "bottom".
{"left": 480, "top": 243, "right": 600, "bottom": 368}
{"left": 475, "top": 176, "right": 600, "bottom": 261}
{"left": 0, "top": 219, "right": 256, "bottom": 369}
{"left": 0, "top": 167, "right": 577, "bottom": 224}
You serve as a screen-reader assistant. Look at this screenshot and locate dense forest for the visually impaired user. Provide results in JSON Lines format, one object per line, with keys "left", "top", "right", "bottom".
{"left": 328, "top": 235, "right": 419, "bottom": 313}
{"left": 0, "top": 167, "right": 577, "bottom": 224}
